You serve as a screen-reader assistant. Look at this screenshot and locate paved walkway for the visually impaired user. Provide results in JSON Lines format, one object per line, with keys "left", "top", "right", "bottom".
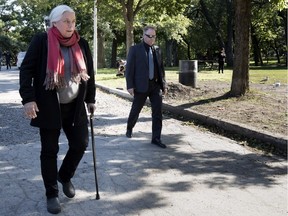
{"left": 0, "top": 68, "right": 287, "bottom": 216}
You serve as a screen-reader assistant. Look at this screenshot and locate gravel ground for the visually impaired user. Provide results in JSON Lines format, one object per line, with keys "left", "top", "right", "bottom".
{"left": 0, "top": 102, "right": 39, "bottom": 146}
{"left": 0, "top": 68, "right": 133, "bottom": 147}
{"left": 0, "top": 86, "right": 131, "bottom": 147}
{"left": 0, "top": 68, "right": 39, "bottom": 146}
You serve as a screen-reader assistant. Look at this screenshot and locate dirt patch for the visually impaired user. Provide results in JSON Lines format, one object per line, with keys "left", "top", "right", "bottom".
{"left": 163, "top": 80, "right": 288, "bottom": 137}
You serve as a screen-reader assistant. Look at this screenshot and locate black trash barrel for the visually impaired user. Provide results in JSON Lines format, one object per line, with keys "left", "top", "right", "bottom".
{"left": 179, "top": 60, "right": 198, "bottom": 88}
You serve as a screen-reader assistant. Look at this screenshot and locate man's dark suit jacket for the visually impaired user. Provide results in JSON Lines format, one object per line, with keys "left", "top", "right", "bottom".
{"left": 125, "top": 42, "right": 166, "bottom": 93}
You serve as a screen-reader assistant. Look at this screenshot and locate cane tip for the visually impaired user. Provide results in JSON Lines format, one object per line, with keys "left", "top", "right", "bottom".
{"left": 96, "top": 194, "right": 100, "bottom": 200}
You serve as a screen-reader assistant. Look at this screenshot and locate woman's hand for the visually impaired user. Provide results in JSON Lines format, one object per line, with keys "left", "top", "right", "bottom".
{"left": 87, "top": 103, "right": 96, "bottom": 115}
{"left": 24, "top": 101, "right": 39, "bottom": 119}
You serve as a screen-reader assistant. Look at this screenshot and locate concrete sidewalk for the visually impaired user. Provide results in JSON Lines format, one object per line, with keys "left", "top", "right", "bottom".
{"left": 0, "top": 68, "right": 287, "bottom": 216}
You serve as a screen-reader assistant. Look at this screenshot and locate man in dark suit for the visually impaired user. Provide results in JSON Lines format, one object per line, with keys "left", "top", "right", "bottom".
{"left": 125, "top": 25, "right": 167, "bottom": 148}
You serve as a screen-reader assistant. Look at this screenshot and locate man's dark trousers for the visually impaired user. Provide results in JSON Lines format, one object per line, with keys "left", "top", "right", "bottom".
{"left": 127, "top": 80, "right": 162, "bottom": 140}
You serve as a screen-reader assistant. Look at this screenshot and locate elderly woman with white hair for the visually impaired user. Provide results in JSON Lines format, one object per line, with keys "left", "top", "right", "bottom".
{"left": 19, "top": 5, "right": 96, "bottom": 214}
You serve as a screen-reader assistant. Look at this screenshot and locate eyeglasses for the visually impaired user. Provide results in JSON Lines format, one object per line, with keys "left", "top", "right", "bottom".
{"left": 60, "top": 19, "right": 76, "bottom": 25}
{"left": 145, "top": 34, "right": 156, "bottom": 39}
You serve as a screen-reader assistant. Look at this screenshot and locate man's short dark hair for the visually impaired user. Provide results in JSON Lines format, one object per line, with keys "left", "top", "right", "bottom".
{"left": 143, "top": 25, "right": 156, "bottom": 33}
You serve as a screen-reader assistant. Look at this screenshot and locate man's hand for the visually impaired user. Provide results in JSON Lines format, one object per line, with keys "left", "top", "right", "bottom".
{"left": 24, "top": 101, "right": 39, "bottom": 119}
{"left": 127, "top": 88, "right": 134, "bottom": 96}
{"left": 163, "top": 88, "right": 168, "bottom": 96}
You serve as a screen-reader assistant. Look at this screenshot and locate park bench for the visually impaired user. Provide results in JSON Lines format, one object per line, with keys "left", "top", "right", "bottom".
{"left": 198, "top": 60, "right": 219, "bottom": 71}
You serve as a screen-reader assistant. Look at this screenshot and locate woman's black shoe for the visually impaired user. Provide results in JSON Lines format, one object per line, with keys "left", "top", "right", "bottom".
{"left": 47, "top": 197, "right": 61, "bottom": 214}
{"left": 126, "top": 129, "right": 132, "bottom": 138}
{"left": 57, "top": 175, "right": 75, "bottom": 198}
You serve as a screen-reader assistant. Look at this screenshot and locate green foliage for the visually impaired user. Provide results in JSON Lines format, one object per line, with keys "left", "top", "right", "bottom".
{"left": 183, "top": 0, "right": 228, "bottom": 58}
{"left": 0, "top": 0, "right": 286, "bottom": 70}
{"left": 251, "top": 0, "right": 287, "bottom": 59}
{"left": 156, "top": 14, "right": 191, "bottom": 42}
{"left": 0, "top": 0, "right": 95, "bottom": 52}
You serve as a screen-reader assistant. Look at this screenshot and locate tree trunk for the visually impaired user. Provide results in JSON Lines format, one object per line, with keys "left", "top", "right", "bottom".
{"left": 251, "top": 33, "right": 259, "bottom": 66}
{"left": 97, "top": 29, "right": 106, "bottom": 68}
{"left": 172, "top": 41, "right": 179, "bottom": 67}
{"left": 110, "top": 37, "right": 118, "bottom": 68}
{"left": 272, "top": 44, "right": 281, "bottom": 64}
{"left": 182, "top": 37, "right": 191, "bottom": 60}
{"left": 230, "top": 0, "right": 251, "bottom": 96}
{"left": 226, "top": 0, "right": 234, "bottom": 67}
{"left": 251, "top": 25, "right": 262, "bottom": 66}
{"left": 259, "top": 49, "right": 264, "bottom": 66}
{"left": 166, "top": 40, "right": 173, "bottom": 67}
{"left": 125, "top": 21, "right": 134, "bottom": 56}
{"left": 278, "top": 10, "right": 287, "bottom": 66}
{"left": 120, "top": 0, "right": 134, "bottom": 56}
{"left": 165, "top": 40, "right": 179, "bottom": 67}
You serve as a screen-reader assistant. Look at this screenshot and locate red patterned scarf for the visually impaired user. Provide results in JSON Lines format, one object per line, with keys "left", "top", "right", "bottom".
{"left": 44, "top": 27, "right": 89, "bottom": 90}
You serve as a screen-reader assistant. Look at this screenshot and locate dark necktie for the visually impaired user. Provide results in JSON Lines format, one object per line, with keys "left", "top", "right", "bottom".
{"left": 149, "top": 47, "right": 154, "bottom": 80}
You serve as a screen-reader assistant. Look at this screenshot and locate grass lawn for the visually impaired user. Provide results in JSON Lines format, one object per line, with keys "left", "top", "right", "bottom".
{"left": 96, "top": 65, "right": 287, "bottom": 89}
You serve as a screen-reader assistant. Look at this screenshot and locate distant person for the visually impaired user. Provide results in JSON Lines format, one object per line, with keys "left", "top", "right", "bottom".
{"left": 116, "top": 59, "right": 126, "bottom": 76}
{"left": 125, "top": 25, "right": 167, "bottom": 148}
{"left": 19, "top": 5, "right": 96, "bottom": 214}
{"left": 218, "top": 47, "right": 226, "bottom": 73}
{"left": 4, "top": 51, "right": 12, "bottom": 70}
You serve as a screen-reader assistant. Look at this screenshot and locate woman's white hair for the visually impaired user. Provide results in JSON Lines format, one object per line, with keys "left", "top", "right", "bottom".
{"left": 48, "top": 5, "right": 74, "bottom": 28}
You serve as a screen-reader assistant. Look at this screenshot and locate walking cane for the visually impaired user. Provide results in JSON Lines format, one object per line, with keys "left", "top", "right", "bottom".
{"left": 90, "top": 110, "right": 100, "bottom": 200}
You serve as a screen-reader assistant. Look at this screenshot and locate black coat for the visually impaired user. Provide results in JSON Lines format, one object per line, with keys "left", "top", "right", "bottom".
{"left": 125, "top": 42, "right": 166, "bottom": 93}
{"left": 19, "top": 32, "right": 96, "bottom": 129}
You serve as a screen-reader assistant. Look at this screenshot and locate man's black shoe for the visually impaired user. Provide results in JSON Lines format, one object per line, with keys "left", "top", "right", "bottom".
{"left": 47, "top": 197, "right": 61, "bottom": 214}
{"left": 57, "top": 175, "right": 75, "bottom": 198}
{"left": 126, "top": 129, "right": 132, "bottom": 138}
{"left": 151, "top": 139, "right": 166, "bottom": 148}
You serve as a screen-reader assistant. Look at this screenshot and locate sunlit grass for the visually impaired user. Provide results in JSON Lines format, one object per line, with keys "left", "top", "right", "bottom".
{"left": 249, "top": 66, "right": 287, "bottom": 84}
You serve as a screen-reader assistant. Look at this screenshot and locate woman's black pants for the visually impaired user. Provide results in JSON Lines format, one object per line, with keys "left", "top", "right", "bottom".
{"left": 39, "top": 102, "right": 88, "bottom": 198}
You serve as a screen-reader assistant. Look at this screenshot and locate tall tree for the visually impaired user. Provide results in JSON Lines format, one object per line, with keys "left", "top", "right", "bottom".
{"left": 97, "top": 0, "right": 190, "bottom": 67}
{"left": 0, "top": 0, "right": 28, "bottom": 57}
{"left": 186, "top": 0, "right": 234, "bottom": 65}
{"left": 99, "top": 0, "right": 190, "bottom": 55}
{"left": 231, "top": 0, "right": 286, "bottom": 96}
{"left": 251, "top": 0, "right": 287, "bottom": 66}
{"left": 230, "top": 0, "right": 251, "bottom": 96}
{"left": 155, "top": 13, "right": 190, "bottom": 66}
